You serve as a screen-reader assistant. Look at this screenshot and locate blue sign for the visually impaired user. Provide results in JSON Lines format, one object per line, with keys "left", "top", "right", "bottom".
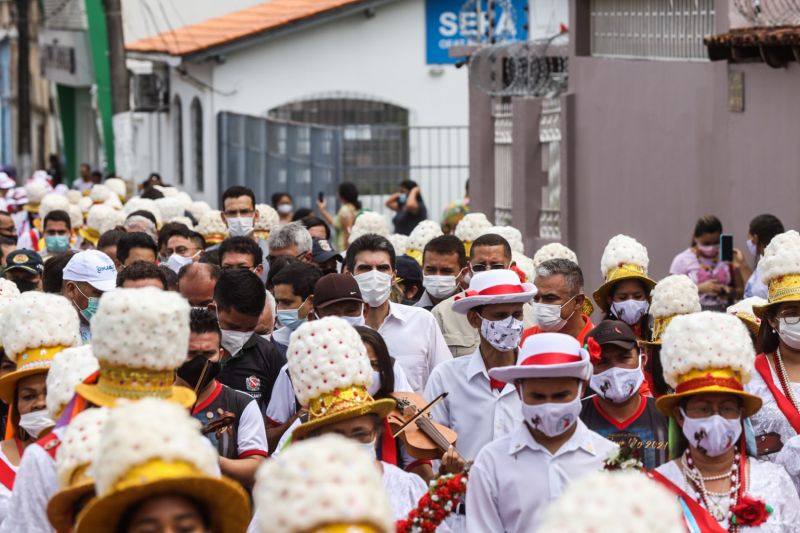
{"left": 425, "top": 0, "right": 529, "bottom": 65}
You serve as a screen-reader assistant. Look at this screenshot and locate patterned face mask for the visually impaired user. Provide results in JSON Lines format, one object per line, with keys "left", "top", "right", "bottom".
{"left": 480, "top": 315, "right": 524, "bottom": 352}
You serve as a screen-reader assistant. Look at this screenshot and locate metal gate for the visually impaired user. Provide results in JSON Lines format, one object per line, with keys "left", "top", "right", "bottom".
{"left": 218, "top": 112, "right": 468, "bottom": 223}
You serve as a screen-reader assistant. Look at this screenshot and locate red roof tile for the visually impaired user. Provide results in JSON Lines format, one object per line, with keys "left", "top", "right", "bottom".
{"left": 126, "top": 0, "right": 364, "bottom": 57}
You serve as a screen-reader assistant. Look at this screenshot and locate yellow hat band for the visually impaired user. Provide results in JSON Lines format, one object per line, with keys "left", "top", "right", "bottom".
{"left": 406, "top": 248, "right": 423, "bottom": 265}
{"left": 68, "top": 464, "right": 93, "bottom": 489}
{"left": 96, "top": 363, "right": 175, "bottom": 401}
{"left": 309, "top": 385, "right": 374, "bottom": 420}
{"left": 15, "top": 345, "right": 68, "bottom": 372}
{"left": 674, "top": 367, "right": 744, "bottom": 395}
{"left": 313, "top": 524, "right": 381, "bottom": 533}
{"left": 652, "top": 315, "right": 675, "bottom": 342}
{"left": 110, "top": 460, "right": 203, "bottom": 496}
{"left": 606, "top": 263, "right": 647, "bottom": 283}
{"left": 768, "top": 274, "right": 800, "bottom": 304}
{"left": 202, "top": 233, "right": 226, "bottom": 244}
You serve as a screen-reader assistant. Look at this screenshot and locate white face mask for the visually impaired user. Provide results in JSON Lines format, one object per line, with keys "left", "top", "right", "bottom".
{"left": 680, "top": 409, "right": 742, "bottom": 457}
{"left": 610, "top": 299, "right": 649, "bottom": 326}
{"left": 367, "top": 370, "right": 381, "bottom": 397}
{"left": 340, "top": 313, "right": 366, "bottom": 328}
{"left": 166, "top": 253, "right": 194, "bottom": 274}
{"left": 354, "top": 270, "right": 393, "bottom": 308}
{"left": 778, "top": 318, "right": 800, "bottom": 350}
{"left": 521, "top": 384, "right": 583, "bottom": 438}
{"left": 480, "top": 316, "right": 524, "bottom": 352}
{"left": 746, "top": 238, "right": 758, "bottom": 257}
{"left": 590, "top": 357, "right": 644, "bottom": 404}
{"left": 423, "top": 275, "right": 457, "bottom": 301}
{"left": 19, "top": 410, "right": 55, "bottom": 439}
{"left": 227, "top": 217, "right": 254, "bottom": 237}
{"left": 533, "top": 296, "right": 576, "bottom": 332}
{"left": 359, "top": 438, "right": 377, "bottom": 461}
{"left": 220, "top": 328, "right": 253, "bottom": 357}
{"left": 277, "top": 204, "right": 293, "bottom": 215}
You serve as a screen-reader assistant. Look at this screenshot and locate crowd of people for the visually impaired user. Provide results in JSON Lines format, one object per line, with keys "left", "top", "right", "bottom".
{"left": 0, "top": 166, "right": 794, "bottom": 532}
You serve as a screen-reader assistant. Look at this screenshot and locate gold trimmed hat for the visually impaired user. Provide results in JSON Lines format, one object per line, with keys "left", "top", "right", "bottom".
{"left": 592, "top": 235, "right": 655, "bottom": 312}
{"left": 639, "top": 275, "right": 700, "bottom": 347}
{"left": 455, "top": 212, "right": 492, "bottom": 256}
{"left": 288, "top": 317, "right": 395, "bottom": 441}
{"left": 253, "top": 434, "right": 393, "bottom": 533}
{"left": 74, "top": 288, "right": 195, "bottom": 408}
{"left": 753, "top": 230, "right": 800, "bottom": 319}
{"left": 655, "top": 312, "right": 761, "bottom": 417}
{"left": 74, "top": 399, "right": 250, "bottom": 533}
{"left": 0, "top": 292, "right": 80, "bottom": 403}
{"left": 727, "top": 297, "right": 766, "bottom": 337}
{"left": 195, "top": 210, "right": 228, "bottom": 246}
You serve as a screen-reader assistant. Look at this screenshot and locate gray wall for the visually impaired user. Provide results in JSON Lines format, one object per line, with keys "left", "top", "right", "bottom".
{"left": 567, "top": 56, "right": 800, "bottom": 296}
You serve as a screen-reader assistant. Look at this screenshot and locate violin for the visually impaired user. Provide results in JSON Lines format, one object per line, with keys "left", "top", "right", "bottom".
{"left": 387, "top": 391, "right": 465, "bottom": 463}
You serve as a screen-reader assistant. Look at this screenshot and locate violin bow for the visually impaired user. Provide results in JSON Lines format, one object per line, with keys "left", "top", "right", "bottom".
{"left": 391, "top": 392, "right": 448, "bottom": 439}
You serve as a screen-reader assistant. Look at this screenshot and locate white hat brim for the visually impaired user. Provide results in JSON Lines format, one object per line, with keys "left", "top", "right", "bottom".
{"left": 451, "top": 285, "right": 537, "bottom": 314}
{"left": 488, "top": 361, "right": 591, "bottom": 383}
{"left": 87, "top": 278, "right": 117, "bottom": 293}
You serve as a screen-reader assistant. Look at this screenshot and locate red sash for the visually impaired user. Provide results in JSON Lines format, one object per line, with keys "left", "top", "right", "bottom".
{"left": 0, "top": 458, "right": 15, "bottom": 491}
{"left": 754, "top": 353, "right": 800, "bottom": 434}
{"left": 380, "top": 418, "right": 398, "bottom": 465}
{"left": 649, "top": 470, "right": 728, "bottom": 533}
{"left": 36, "top": 433, "right": 61, "bottom": 460}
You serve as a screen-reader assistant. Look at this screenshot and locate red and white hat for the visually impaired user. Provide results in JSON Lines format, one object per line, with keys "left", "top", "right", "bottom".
{"left": 451, "top": 270, "right": 536, "bottom": 314}
{"left": 489, "top": 332, "right": 592, "bottom": 382}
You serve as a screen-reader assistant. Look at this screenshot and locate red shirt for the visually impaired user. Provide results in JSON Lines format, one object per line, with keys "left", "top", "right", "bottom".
{"left": 520, "top": 314, "right": 595, "bottom": 347}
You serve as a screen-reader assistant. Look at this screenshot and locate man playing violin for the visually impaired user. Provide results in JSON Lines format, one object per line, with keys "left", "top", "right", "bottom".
{"left": 424, "top": 270, "right": 537, "bottom": 478}
{"left": 465, "top": 332, "right": 618, "bottom": 533}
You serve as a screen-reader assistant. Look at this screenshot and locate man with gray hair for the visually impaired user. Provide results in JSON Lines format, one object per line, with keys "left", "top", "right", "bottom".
{"left": 124, "top": 215, "right": 158, "bottom": 243}
{"left": 522, "top": 258, "right": 594, "bottom": 345}
{"left": 267, "top": 222, "right": 313, "bottom": 264}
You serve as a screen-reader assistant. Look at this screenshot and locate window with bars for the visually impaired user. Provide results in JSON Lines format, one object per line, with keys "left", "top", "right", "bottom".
{"left": 590, "top": 0, "right": 716, "bottom": 60}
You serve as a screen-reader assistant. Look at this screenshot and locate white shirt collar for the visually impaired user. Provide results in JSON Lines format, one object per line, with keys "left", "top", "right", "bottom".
{"left": 386, "top": 301, "right": 412, "bottom": 323}
{"left": 508, "top": 419, "right": 600, "bottom": 458}
{"left": 415, "top": 291, "right": 434, "bottom": 308}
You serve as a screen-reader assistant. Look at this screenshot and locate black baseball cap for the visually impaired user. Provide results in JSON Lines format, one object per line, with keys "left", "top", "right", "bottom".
{"left": 3, "top": 249, "right": 44, "bottom": 276}
{"left": 313, "top": 274, "right": 364, "bottom": 309}
{"left": 396, "top": 255, "right": 422, "bottom": 285}
{"left": 312, "top": 238, "right": 342, "bottom": 263}
{"left": 586, "top": 320, "right": 637, "bottom": 350}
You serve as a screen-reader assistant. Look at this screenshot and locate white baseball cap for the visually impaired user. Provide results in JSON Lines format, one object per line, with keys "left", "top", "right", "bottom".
{"left": 63, "top": 250, "right": 118, "bottom": 292}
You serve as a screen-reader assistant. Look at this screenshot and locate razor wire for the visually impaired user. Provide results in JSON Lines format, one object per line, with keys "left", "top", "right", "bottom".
{"left": 469, "top": 39, "right": 568, "bottom": 98}
{"left": 734, "top": 0, "right": 800, "bottom": 26}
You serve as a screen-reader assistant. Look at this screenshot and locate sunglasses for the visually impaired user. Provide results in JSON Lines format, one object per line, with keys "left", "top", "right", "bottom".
{"left": 471, "top": 263, "right": 507, "bottom": 272}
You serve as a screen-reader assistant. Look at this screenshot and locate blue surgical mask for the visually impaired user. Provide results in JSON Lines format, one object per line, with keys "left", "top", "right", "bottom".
{"left": 73, "top": 284, "right": 100, "bottom": 323}
{"left": 44, "top": 235, "right": 70, "bottom": 253}
{"left": 277, "top": 308, "right": 306, "bottom": 331}
{"left": 398, "top": 193, "right": 408, "bottom": 204}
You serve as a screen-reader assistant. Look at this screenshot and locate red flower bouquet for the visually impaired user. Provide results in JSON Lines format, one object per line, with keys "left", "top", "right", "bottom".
{"left": 732, "top": 495, "right": 772, "bottom": 527}
{"left": 396, "top": 473, "right": 468, "bottom": 533}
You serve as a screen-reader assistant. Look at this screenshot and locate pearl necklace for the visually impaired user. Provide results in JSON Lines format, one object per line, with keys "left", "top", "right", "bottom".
{"left": 774, "top": 348, "right": 800, "bottom": 413}
{"left": 681, "top": 449, "right": 741, "bottom": 531}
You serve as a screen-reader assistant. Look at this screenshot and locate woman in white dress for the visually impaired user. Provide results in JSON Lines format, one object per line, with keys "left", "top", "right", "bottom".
{"left": 652, "top": 312, "right": 800, "bottom": 532}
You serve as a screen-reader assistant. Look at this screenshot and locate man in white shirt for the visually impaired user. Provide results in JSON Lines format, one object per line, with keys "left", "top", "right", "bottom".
{"left": 466, "top": 332, "right": 617, "bottom": 533}
{"left": 425, "top": 269, "right": 536, "bottom": 462}
{"left": 345, "top": 234, "right": 451, "bottom": 393}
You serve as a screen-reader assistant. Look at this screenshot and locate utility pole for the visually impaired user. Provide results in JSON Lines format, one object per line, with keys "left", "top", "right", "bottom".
{"left": 15, "top": 0, "right": 31, "bottom": 180}
{"left": 103, "top": 0, "right": 133, "bottom": 178}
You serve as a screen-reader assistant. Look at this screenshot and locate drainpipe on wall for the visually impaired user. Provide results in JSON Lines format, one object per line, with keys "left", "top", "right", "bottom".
{"left": 84, "top": 0, "right": 115, "bottom": 174}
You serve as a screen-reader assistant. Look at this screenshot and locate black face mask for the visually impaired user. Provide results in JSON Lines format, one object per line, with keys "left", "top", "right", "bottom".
{"left": 177, "top": 356, "right": 220, "bottom": 392}
{"left": 12, "top": 279, "right": 38, "bottom": 293}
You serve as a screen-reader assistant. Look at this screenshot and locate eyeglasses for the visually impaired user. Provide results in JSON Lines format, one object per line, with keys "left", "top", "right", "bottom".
{"left": 684, "top": 404, "right": 742, "bottom": 420}
{"left": 223, "top": 209, "right": 255, "bottom": 217}
{"left": 167, "top": 246, "right": 199, "bottom": 257}
{"left": 471, "top": 263, "right": 507, "bottom": 273}
{"left": 777, "top": 309, "right": 800, "bottom": 325}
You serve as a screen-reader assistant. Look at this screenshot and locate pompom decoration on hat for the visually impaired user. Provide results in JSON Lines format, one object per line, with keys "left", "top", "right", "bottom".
{"left": 727, "top": 296, "right": 767, "bottom": 336}
{"left": 254, "top": 204, "right": 279, "bottom": 240}
{"left": 81, "top": 204, "right": 114, "bottom": 245}
{"left": 68, "top": 204, "right": 84, "bottom": 229}
{"left": 0, "top": 292, "right": 80, "bottom": 403}
{"left": 656, "top": 311, "right": 761, "bottom": 417}
{"left": 481, "top": 225, "right": 524, "bottom": 254}
{"left": 96, "top": 208, "right": 126, "bottom": 236}
{"left": 45, "top": 345, "right": 99, "bottom": 419}
{"left": 154, "top": 196, "right": 185, "bottom": 221}
{"left": 287, "top": 317, "right": 395, "bottom": 440}
{"left": 455, "top": 213, "right": 492, "bottom": 254}
{"left": 388, "top": 234, "right": 409, "bottom": 256}
{"left": 754, "top": 230, "right": 800, "bottom": 318}
{"left": 39, "top": 193, "right": 70, "bottom": 221}
{"left": 75, "top": 288, "right": 195, "bottom": 408}
{"left": 406, "top": 220, "right": 443, "bottom": 264}
{"left": 76, "top": 398, "right": 250, "bottom": 533}
{"left": 168, "top": 216, "right": 194, "bottom": 230}
{"left": 196, "top": 210, "right": 228, "bottom": 245}
{"left": 24, "top": 179, "right": 51, "bottom": 209}
{"left": 643, "top": 275, "right": 701, "bottom": 346}
{"left": 0, "top": 279, "right": 21, "bottom": 350}
{"left": 67, "top": 190, "right": 83, "bottom": 205}
{"left": 538, "top": 470, "right": 685, "bottom": 533}
{"left": 253, "top": 434, "right": 393, "bottom": 533}
{"left": 533, "top": 242, "right": 579, "bottom": 267}
{"left": 78, "top": 196, "right": 93, "bottom": 214}
{"left": 349, "top": 212, "right": 390, "bottom": 244}
{"left": 89, "top": 184, "right": 113, "bottom": 203}
{"left": 103, "top": 178, "right": 127, "bottom": 200}
{"left": 47, "top": 407, "right": 109, "bottom": 532}
{"left": 174, "top": 191, "right": 193, "bottom": 210}
{"left": 593, "top": 234, "right": 655, "bottom": 312}
{"left": 186, "top": 201, "right": 211, "bottom": 222}
{"left": 102, "top": 193, "right": 123, "bottom": 210}
{"left": 123, "top": 197, "right": 163, "bottom": 226}
{"left": 153, "top": 184, "right": 178, "bottom": 197}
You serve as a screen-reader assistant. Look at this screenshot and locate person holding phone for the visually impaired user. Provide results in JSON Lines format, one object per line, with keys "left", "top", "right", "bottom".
{"left": 316, "top": 182, "right": 361, "bottom": 250}
{"left": 385, "top": 180, "right": 428, "bottom": 236}
{"left": 669, "top": 215, "right": 743, "bottom": 311}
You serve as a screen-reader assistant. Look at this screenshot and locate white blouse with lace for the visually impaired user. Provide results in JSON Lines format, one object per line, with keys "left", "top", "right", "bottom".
{"left": 656, "top": 458, "right": 800, "bottom": 532}
{"left": 746, "top": 363, "right": 800, "bottom": 494}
